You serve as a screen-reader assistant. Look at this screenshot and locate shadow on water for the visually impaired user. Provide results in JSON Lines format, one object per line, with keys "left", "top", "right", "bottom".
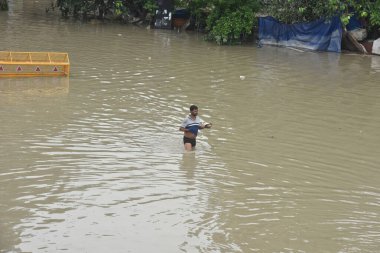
{"left": 0, "top": 77, "right": 69, "bottom": 103}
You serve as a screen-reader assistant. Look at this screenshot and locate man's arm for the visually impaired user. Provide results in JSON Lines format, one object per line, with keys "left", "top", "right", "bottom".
{"left": 179, "top": 127, "right": 189, "bottom": 132}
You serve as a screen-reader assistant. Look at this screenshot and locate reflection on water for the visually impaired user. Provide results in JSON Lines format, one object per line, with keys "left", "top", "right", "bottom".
{"left": 180, "top": 152, "right": 197, "bottom": 179}
{"left": 371, "top": 55, "right": 380, "bottom": 73}
{"left": 1, "top": 0, "right": 380, "bottom": 252}
{"left": 0, "top": 77, "right": 69, "bottom": 100}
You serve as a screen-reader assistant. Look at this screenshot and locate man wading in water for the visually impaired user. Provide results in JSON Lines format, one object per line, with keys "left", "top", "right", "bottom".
{"left": 179, "top": 105, "right": 212, "bottom": 151}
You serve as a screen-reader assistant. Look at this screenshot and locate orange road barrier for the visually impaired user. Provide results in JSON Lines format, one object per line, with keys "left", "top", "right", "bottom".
{"left": 0, "top": 51, "right": 70, "bottom": 77}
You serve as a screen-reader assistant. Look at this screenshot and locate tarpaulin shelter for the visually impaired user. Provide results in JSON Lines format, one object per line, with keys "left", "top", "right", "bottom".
{"left": 258, "top": 16, "right": 342, "bottom": 53}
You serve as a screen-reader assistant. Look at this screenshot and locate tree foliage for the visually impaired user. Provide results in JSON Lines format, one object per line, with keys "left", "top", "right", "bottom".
{"left": 262, "top": 0, "right": 380, "bottom": 28}
{"left": 51, "top": 0, "right": 380, "bottom": 43}
{"left": 206, "top": 0, "right": 260, "bottom": 44}
{"left": 176, "top": 0, "right": 261, "bottom": 44}
{"left": 55, "top": 0, "right": 157, "bottom": 20}
{"left": 262, "top": 0, "right": 334, "bottom": 23}
{"left": 55, "top": 0, "right": 113, "bottom": 18}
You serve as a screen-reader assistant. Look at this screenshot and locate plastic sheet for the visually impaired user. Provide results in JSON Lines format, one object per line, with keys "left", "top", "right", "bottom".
{"left": 259, "top": 16, "right": 342, "bottom": 53}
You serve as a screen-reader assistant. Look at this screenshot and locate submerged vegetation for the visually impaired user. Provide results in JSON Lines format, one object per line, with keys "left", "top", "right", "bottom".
{"left": 0, "top": 0, "right": 8, "bottom": 11}
{"left": 53, "top": 0, "right": 157, "bottom": 21}
{"left": 47, "top": 0, "right": 380, "bottom": 44}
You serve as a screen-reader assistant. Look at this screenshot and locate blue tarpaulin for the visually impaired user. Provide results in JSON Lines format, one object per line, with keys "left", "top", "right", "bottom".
{"left": 258, "top": 16, "right": 342, "bottom": 52}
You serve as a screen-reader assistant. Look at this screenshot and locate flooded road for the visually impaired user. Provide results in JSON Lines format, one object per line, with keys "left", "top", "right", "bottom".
{"left": 1, "top": 1, "right": 380, "bottom": 252}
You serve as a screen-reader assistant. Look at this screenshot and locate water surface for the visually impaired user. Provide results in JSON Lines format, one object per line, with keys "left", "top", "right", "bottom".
{"left": 1, "top": 1, "right": 380, "bottom": 252}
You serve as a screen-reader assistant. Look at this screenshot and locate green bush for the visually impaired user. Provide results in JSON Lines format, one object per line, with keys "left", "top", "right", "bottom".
{"left": 263, "top": 0, "right": 380, "bottom": 29}
{"left": 207, "top": 5, "right": 257, "bottom": 44}
{"left": 205, "top": 0, "right": 260, "bottom": 44}
{"left": 55, "top": 0, "right": 157, "bottom": 20}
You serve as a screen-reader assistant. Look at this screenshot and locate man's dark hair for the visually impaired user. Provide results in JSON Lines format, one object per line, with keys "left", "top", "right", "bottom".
{"left": 190, "top": 105, "right": 198, "bottom": 111}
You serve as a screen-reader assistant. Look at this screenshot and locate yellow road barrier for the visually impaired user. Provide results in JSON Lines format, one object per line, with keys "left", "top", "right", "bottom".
{"left": 0, "top": 51, "right": 70, "bottom": 77}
